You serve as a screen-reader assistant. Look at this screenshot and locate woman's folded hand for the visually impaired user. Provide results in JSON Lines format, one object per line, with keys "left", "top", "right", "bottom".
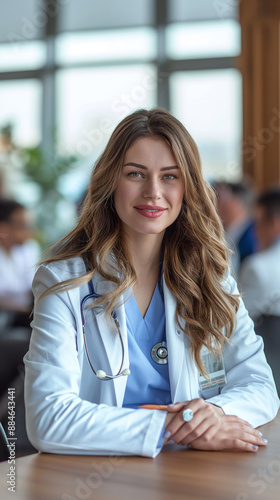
{"left": 164, "top": 398, "right": 267, "bottom": 452}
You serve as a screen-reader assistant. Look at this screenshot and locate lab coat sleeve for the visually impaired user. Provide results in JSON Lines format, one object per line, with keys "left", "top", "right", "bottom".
{"left": 205, "top": 275, "right": 280, "bottom": 427}
{"left": 24, "top": 265, "right": 166, "bottom": 457}
{"left": 238, "top": 257, "right": 264, "bottom": 320}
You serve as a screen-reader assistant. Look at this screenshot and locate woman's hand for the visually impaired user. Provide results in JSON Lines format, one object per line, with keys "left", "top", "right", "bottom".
{"left": 164, "top": 399, "right": 267, "bottom": 452}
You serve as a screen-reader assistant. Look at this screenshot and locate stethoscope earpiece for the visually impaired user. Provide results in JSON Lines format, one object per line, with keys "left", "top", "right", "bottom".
{"left": 96, "top": 370, "right": 107, "bottom": 379}
{"left": 96, "top": 368, "right": 130, "bottom": 380}
{"left": 121, "top": 368, "right": 130, "bottom": 376}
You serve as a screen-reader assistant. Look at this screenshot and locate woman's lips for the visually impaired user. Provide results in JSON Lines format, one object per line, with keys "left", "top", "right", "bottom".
{"left": 133, "top": 205, "right": 167, "bottom": 218}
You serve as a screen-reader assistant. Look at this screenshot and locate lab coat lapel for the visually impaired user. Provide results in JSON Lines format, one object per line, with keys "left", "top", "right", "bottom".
{"left": 164, "top": 279, "right": 198, "bottom": 402}
{"left": 163, "top": 280, "right": 185, "bottom": 401}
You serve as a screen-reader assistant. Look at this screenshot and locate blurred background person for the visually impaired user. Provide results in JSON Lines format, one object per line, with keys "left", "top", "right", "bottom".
{"left": 0, "top": 199, "right": 39, "bottom": 455}
{"left": 239, "top": 187, "right": 280, "bottom": 321}
{"left": 213, "top": 181, "right": 257, "bottom": 277}
{"left": 239, "top": 187, "right": 280, "bottom": 395}
{"left": 0, "top": 199, "right": 39, "bottom": 321}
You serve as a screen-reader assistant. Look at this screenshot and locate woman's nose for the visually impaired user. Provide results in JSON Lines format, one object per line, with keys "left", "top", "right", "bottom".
{"left": 143, "top": 178, "right": 162, "bottom": 200}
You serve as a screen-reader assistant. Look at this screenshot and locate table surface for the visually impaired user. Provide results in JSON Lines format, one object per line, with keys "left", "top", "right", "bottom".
{"left": 1, "top": 412, "right": 280, "bottom": 500}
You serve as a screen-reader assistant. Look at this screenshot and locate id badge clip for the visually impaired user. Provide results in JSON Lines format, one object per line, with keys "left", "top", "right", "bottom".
{"left": 199, "top": 349, "right": 226, "bottom": 391}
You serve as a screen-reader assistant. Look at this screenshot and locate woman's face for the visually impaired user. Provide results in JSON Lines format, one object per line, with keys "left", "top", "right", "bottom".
{"left": 113, "top": 136, "right": 184, "bottom": 239}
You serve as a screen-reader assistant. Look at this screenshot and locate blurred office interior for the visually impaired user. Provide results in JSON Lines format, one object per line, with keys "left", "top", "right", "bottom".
{"left": 0, "top": 0, "right": 245, "bottom": 245}
{"left": 0, "top": 0, "right": 280, "bottom": 457}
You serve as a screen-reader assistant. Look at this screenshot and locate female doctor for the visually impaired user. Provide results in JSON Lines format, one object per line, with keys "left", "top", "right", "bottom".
{"left": 24, "top": 108, "right": 279, "bottom": 457}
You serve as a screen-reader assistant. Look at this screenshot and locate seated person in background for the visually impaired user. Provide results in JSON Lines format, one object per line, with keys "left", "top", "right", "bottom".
{"left": 0, "top": 199, "right": 39, "bottom": 454}
{"left": 239, "top": 187, "right": 280, "bottom": 322}
{"left": 0, "top": 199, "right": 39, "bottom": 316}
{"left": 213, "top": 182, "right": 257, "bottom": 277}
{"left": 24, "top": 109, "right": 278, "bottom": 458}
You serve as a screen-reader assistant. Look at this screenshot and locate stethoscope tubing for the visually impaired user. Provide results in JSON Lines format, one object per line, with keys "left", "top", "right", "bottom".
{"left": 81, "top": 258, "right": 164, "bottom": 380}
{"left": 81, "top": 280, "right": 126, "bottom": 380}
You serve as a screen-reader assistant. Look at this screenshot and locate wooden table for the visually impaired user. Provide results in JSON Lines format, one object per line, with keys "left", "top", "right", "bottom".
{"left": 1, "top": 412, "right": 280, "bottom": 500}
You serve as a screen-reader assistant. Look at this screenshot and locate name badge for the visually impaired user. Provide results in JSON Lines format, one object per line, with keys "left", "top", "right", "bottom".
{"left": 199, "top": 349, "right": 226, "bottom": 391}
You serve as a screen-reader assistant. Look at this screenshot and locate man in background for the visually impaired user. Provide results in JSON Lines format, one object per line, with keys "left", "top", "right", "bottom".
{"left": 213, "top": 181, "right": 257, "bottom": 277}
{"left": 0, "top": 198, "right": 39, "bottom": 317}
{"left": 239, "top": 187, "right": 280, "bottom": 321}
{"left": 0, "top": 198, "right": 39, "bottom": 455}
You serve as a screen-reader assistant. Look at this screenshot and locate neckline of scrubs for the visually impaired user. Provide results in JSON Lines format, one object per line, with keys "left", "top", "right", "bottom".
{"left": 125, "top": 283, "right": 165, "bottom": 342}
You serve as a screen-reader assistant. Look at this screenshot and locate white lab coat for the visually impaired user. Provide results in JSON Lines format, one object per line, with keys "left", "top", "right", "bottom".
{"left": 24, "top": 257, "right": 279, "bottom": 458}
{"left": 239, "top": 239, "right": 280, "bottom": 320}
{"left": 0, "top": 240, "right": 40, "bottom": 309}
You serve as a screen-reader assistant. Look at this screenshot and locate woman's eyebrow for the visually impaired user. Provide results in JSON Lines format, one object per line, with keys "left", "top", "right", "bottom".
{"left": 123, "top": 162, "right": 179, "bottom": 171}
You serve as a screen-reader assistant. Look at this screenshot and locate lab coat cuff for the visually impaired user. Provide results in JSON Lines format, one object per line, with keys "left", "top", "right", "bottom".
{"left": 141, "top": 410, "right": 167, "bottom": 458}
{"left": 157, "top": 422, "right": 166, "bottom": 449}
{"left": 205, "top": 395, "right": 280, "bottom": 428}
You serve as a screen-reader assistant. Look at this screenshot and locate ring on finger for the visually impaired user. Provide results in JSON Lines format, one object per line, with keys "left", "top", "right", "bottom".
{"left": 182, "top": 409, "right": 194, "bottom": 422}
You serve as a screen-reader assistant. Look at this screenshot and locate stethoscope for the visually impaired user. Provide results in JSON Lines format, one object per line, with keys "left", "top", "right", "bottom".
{"left": 81, "top": 279, "right": 130, "bottom": 381}
{"left": 81, "top": 262, "right": 168, "bottom": 381}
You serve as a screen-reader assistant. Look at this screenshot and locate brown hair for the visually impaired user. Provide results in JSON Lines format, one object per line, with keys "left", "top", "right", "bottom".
{"left": 41, "top": 108, "right": 239, "bottom": 376}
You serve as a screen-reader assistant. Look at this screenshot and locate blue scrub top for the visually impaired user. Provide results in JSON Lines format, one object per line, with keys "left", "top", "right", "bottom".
{"left": 122, "top": 283, "right": 172, "bottom": 409}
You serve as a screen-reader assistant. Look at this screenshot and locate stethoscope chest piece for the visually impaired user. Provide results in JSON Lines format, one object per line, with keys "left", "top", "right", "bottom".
{"left": 151, "top": 341, "right": 168, "bottom": 365}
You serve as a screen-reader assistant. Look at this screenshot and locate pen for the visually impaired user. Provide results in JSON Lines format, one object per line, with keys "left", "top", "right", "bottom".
{"left": 139, "top": 404, "right": 169, "bottom": 410}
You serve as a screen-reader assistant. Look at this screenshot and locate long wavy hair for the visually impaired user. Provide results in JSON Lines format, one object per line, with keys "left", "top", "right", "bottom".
{"left": 42, "top": 108, "right": 239, "bottom": 376}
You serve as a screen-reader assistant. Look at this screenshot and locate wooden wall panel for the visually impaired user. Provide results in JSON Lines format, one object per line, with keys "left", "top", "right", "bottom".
{"left": 240, "top": 0, "right": 280, "bottom": 191}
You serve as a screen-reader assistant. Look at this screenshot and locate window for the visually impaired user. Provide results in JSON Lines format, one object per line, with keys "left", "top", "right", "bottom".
{"left": 56, "top": 28, "right": 156, "bottom": 65}
{"left": 0, "top": 79, "right": 42, "bottom": 146}
{"left": 0, "top": 41, "right": 46, "bottom": 71}
{"left": 58, "top": 0, "right": 154, "bottom": 31}
{"left": 56, "top": 65, "right": 157, "bottom": 157}
{"left": 0, "top": 0, "right": 46, "bottom": 42}
{"left": 168, "top": 0, "right": 238, "bottom": 22}
{"left": 170, "top": 69, "right": 242, "bottom": 181}
{"left": 166, "top": 19, "right": 240, "bottom": 59}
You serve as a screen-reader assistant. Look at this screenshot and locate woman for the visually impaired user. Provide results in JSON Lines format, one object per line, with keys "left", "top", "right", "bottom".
{"left": 24, "top": 109, "right": 279, "bottom": 457}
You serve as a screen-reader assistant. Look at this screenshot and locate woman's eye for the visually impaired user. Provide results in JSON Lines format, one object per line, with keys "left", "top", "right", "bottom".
{"left": 163, "top": 174, "right": 176, "bottom": 180}
{"left": 128, "top": 171, "right": 143, "bottom": 178}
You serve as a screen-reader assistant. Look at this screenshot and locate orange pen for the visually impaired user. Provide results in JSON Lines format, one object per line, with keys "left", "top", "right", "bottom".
{"left": 139, "top": 404, "right": 169, "bottom": 410}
